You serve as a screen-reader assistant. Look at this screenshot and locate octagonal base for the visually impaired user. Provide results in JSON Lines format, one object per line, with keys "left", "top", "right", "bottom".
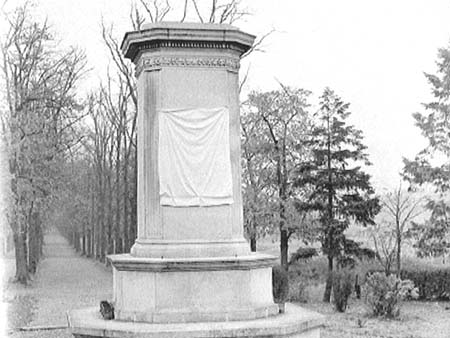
{"left": 109, "top": 253, "right": 278, "bottom": 323}
{"left": 68, "top": 303, "right": 324, "bottom": 338}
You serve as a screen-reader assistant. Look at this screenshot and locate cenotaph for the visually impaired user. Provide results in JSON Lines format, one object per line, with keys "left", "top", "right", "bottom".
{"left": 68, "top": 22, "right": 324, "bottom": 338}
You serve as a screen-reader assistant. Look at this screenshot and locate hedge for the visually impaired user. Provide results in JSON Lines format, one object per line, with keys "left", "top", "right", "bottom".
{"left": 400, "top": 268, "right": 450, "bottom": 301}
{"left": 272, "top": 265, "right": 289, "bottom": 303}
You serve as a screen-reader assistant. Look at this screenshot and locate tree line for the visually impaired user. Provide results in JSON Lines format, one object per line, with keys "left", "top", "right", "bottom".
{"left": 1, "top": 1, "right": 449, "bottom": 305}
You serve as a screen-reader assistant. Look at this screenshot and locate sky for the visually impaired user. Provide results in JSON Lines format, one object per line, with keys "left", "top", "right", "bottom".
{"left": 2, "top": 0, "right": 450, "bottom": 191}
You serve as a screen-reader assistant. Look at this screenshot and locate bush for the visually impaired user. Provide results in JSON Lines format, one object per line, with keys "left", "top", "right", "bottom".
{"left": 364, "top": 272, "right": 418, "bottom": 318}
{"left": 272, "top": 265, "right": 289, "bottom": 303}
{"left": 331, "top": 269, "right": 354, "bottom": 312}
{"left": 288, "top": 275, "right": 309, "bottom": 303}
{"left": 401, "top": 268, "right": 450, "bottom": 301}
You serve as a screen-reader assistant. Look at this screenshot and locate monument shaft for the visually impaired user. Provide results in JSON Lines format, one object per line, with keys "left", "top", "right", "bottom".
{"left": 128, "top": 24, "right": 249, "bottom": 258}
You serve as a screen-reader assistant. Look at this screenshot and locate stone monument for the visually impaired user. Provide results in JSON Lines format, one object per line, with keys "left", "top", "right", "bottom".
{"left": 68, "top": 22, "right": 324, "bottom": 338}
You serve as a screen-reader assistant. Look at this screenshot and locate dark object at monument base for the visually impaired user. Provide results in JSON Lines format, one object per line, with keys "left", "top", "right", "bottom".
{"left": 99, "top": 301, "right": 114, "bottom": 320}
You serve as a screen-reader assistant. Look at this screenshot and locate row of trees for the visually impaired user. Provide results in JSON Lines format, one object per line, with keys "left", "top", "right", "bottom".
{"left": 1, "top": 3, "right": 87, "bottom": 283}
{"left": 55, "top": 24, "right": 138, "bottom": 262}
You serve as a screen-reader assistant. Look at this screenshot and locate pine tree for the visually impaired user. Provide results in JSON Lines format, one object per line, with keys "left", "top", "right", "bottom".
{"left": 295, "top": 88, "right": 380, "bottom": 302}
{"left": 403, "top": 45, "right": 450, "bottom": 258}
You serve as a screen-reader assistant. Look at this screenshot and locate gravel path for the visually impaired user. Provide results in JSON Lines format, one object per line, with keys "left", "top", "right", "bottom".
{"left": 3, "top": 231, "right": 112, "bottom": 338}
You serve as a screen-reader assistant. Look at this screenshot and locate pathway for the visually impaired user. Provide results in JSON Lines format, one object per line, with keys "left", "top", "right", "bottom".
{"left": 3, "top": 230, "right": 112, "bottom": 338}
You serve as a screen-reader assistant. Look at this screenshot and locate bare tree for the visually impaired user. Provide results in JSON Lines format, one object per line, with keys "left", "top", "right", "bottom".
{"left": 1, "top": 2, "right": 86, "bottom": 283}
{"left": 244, "top": 84, "right": 311, "bottom": 270}
{"left": 381, "top": 186, "right": 424, "bottom": 277}
{"left": 369, "top": 220, "right": 397, "bottom": 275}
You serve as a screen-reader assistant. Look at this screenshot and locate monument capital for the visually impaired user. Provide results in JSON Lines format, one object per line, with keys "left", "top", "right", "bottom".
{"left": 121, "top": 22, "right": 256, "bottom": 62}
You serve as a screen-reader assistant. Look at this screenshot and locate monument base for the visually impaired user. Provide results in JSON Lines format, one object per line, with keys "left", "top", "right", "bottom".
{"left": 108, "top": 253, "right": 279, "bottom": 323}
{"left": 68, "top": 303, "right": 324, "bottom": 338}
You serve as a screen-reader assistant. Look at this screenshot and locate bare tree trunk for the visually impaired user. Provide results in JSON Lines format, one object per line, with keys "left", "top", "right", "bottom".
{"left": 13, "top": 232, "right": 29, "bottom": 284}
{"left": 396, "top": 231, "right": 401, "bottom": 278}
{"left": 123, "top": 149, "right": 129, "bottom": 252}
{"left": 323, "top": 255, "right": 333, "bottom": 302}
{"left": 280, "top": 228, "right": 288, "bottom": 269}
{"left": 323, "top": 122, "right": 334, "bottom": 303}
{"left": 82, "top": 222, "right": 86, "bottom": 255}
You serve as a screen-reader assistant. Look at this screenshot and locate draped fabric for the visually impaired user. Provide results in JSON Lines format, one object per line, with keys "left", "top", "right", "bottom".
{"left": 158, "top": 107, "right": 233, "bottom": 206}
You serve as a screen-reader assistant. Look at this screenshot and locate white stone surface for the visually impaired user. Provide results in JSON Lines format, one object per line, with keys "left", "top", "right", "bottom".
{"left": 68, "top": 303, "right": 324, "bottom": 338}
{"left": 110, "top": 253, "right": 277, "bottom": 323}
{"left": 133, "top": 53, "right": 248, "bottom": 257}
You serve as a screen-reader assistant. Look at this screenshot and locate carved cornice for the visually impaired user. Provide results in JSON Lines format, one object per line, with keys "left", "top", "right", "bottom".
{"left": 121, "top": 23, "right": 256, "bottom": 61}
{"left": 136, "top": 55, "right": 240, "bottom": 76}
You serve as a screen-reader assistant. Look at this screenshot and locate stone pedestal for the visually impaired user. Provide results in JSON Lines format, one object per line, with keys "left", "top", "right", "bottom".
{"left": 68, "top": 22, "right": 324, "bottom": 338}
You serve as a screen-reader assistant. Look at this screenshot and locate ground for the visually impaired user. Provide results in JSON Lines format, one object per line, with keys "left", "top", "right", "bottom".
{"left": 1, "top": 230, "right": 112, "bottom": 338}
{"left": 304, "top": 297, "right": 450, "bottom": 338}
{"left": 1, "top": 232, "right": 449, "bottom": 338}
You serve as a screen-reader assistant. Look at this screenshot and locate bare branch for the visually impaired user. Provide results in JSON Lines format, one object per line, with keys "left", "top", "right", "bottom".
{"left": 242, "top": 28, "right": 275, "bottom": 59}
{"left": 139, "top": 0, "right": 155, "bottom": 22}
{"left": 191, "top": 0, "right": 204, "bottom": 23}
{"left": 180, "top": 0, "right": 188, "bottom": 22}
{"left": 239, "top": 64, "right": 250, "bottom": 93}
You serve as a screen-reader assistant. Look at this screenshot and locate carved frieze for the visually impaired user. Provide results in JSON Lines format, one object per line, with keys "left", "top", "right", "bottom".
{"left": 136, "top": 56, "right": 240, "bottom": 76}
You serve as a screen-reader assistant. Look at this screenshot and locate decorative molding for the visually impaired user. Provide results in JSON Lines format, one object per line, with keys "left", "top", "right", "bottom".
{"left": 136, "top": 56, "right": 240, "bottom": 76}
{"left": 124, "top": 38, "right": 248, "bottom": 62}
{"left": 138, "top": 40, "right": 244, "bottom": 52}
{"left": 108, "top": 253, "right": 277, "bottom": 272}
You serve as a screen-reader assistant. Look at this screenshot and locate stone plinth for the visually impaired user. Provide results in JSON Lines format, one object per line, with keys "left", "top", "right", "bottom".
{"left": 68, "top": 303, "right": 324, "bottom": 338}
{"left": 110, "top": 253, "right": 278, "bottom": 323}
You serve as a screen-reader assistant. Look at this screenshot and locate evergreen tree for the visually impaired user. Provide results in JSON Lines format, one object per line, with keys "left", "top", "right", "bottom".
{"left": 403, "top": 45, "right": 450, "bottom": 258}
{"left": 295, "top": 88, "right": 380, "bottom": 302}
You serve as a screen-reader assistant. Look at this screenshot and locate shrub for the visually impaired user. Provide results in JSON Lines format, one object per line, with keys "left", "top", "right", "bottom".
{"left": 272, "top": 265, "right": 289, "bottom": 303}
{"left": 364, "top": 272, "right": 418, "bottom": 318}
{"left": 401, "top": 268, "right": 450, "bottom": 301}
{"left": 288, "top": 275, "right": 309, "bottom": 303}
{"left": 331, "top": 269, "right": 354, "bottom": 312}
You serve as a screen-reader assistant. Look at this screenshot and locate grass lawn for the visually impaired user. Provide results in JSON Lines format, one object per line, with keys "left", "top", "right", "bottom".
{"left": 255, "top": 236, "right": 450, "bottom": 338}
{"left": 302, "top": 298, "right": 450, "bottom": 338}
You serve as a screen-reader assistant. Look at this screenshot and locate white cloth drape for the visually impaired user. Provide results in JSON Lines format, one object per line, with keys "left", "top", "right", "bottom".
{"left": 158, "top": 107, "right": 233, "bottom": 207}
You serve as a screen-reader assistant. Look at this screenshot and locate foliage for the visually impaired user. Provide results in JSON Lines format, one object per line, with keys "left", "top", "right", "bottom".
{"left": 403, "top": 44, "right": 450, "bottom": 259}
{"left": 364, "top": 272, "right": 418, "bottom": 318}
{"left": 288, "top": 247, "right": 318, "bottom": 265}
{"left": 0, "top": 2, "right": 86, "bottom": 282}
{"left": 287, "top": 274, "right": 309, "bottom": 303}
{"left": 272, "top": 265, "right": 289, "bottom": 303}
{"left": 407, "top": 199, "right": 450, "bottom": 258}
{"left": 243, "top": 85, "right": 313, "bottom": 268}
{"left": 331, "top": 269, "right": 354, "bottom": 312}
{"left": 295, "top": 87, "right": 380, "bottom": 301}
{"left": 241, "top": 109, "right": 275, "bottom": 251}
{"left": 401, "top": 268, "right": 450, "bottom": 301}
